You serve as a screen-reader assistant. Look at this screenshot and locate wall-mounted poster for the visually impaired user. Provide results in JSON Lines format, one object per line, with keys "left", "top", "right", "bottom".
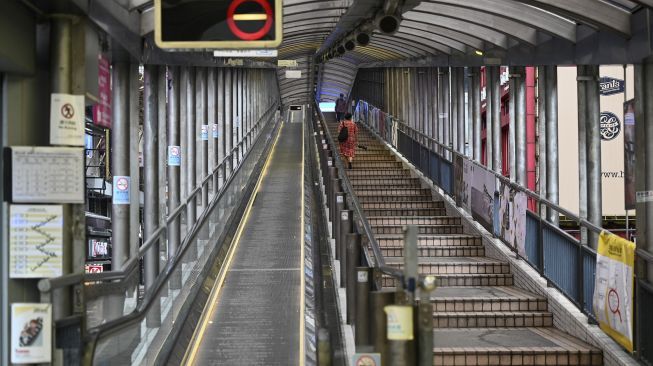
{"left": 454, "top": 155, "right": 464, "bottom": 207}
{"left": 470, "top": 166, "right": 496, "bottom": 231}
{"left": 461, "top": 159, "right": 474, "bottom": 213}
{"left": 496, "top": 182, "right": 528, "bottom": 258}
{"left": 11, "top": 303, "right": 52, "bottom": 364}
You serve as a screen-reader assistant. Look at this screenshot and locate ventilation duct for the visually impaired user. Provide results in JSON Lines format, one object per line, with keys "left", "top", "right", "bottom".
{"left": 337, "top": 45, "right": 346, "bottom": 55}
{"left": 355, "top": 32, "right": 370, "bottom": 46}
{"left": 375, "top": 12, "right": 401, "bottom": 34}
{"left": 345, "top": 39, "right": 356, "bottom": 51}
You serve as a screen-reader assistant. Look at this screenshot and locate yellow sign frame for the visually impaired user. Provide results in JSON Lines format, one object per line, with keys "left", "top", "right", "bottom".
{"left": 154, "top": 0, "right": 283, "bottom": 49}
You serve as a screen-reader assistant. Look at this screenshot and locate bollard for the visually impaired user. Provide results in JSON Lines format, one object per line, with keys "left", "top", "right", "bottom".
{"left": 386, "top": 304, "right": 416, "bottom": 366}
{"left": 334, "top": 193, "right": 346, "bottom": 260}
{"left": 355, "top": 267, "right": 371, "bottom": 348}
{"left": 317, "top": 328, "right": 331, "bottom": 366}
{"left": 370, "top": 290, "right": 394, "bottom": 365}
{"left": 346, "top": 233, "right": 361, "bottom": 324}
{"left": 418, "top": 276, "right": 437, "bottom": 366}
{"left": 339, "top": 210, "right": 352, "bottom": 288}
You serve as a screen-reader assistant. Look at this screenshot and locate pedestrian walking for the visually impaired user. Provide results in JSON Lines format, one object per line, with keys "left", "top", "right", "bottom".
{"left": 335, "top": 93, "right": 347, "bottom": 122}
{"left": 337, "top": 113, "right": 358, "bottom": 169}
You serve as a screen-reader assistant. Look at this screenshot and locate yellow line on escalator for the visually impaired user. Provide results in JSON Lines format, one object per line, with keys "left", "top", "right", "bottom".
{"left": 182, "top": 121, "right": 284, "bottom": 366}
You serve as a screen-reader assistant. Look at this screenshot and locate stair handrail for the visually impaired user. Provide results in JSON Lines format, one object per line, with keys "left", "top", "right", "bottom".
{"left": 314, "top": 104, "right": 405, "bottom": 285}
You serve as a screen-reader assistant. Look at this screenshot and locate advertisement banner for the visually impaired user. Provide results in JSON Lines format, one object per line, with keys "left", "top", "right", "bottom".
{"left": 470, "top": 166, "right": 495, "bottom": 231}
{"left": 623, "top": 99, "right": 635, "bottom": 210}
{"left": 11, "top": 303, "right": 52, "bottom": 364}
{"left": 593, "top": 232, "right": 635, "bottom": 352}
{"left": 496, "top": 182, "right": 528, "bottom": 258}
{"left": 95, "top": 53, "right": 112, "bottom": 128}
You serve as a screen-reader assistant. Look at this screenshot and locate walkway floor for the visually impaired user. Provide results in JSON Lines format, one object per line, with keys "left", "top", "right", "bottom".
{"left": 186, "top": 121, "right": 303, "bottom": 365}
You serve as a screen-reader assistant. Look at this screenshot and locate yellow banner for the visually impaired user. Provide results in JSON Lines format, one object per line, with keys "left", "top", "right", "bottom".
{"left": 593, "top": 231, "right": 635, "bottom": 352}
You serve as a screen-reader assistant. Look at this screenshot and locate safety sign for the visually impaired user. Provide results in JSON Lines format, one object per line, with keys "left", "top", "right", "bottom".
{"left": 593, "top": 231, "right": 635, "bottom": 352}
{"left": 212, "top": 123, "right": 219, "bottom": 138}
{"left": 201, "top": 125, "right": 209, "bottom": 140}
{"left": 351, "top": 353, "right": 380, "bottom": 366}
{"left": 113, "top": 176, "right": 130, "bottom": 205}
{"left": 50, "top": 93, "right": 85, "bottom": 146}
{"left": 168, "top": 146, "right": 181, "bottom": 166}
{"left": 385, "top": 305, "right": 413, "bottom": 340}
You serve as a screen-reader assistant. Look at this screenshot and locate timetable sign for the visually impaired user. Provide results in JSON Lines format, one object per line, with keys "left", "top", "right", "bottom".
{"left": 155, "top": 0, "right": 282, "bottom": 49}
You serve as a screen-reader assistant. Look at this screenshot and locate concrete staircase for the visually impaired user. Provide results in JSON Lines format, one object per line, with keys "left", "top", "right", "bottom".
{"left": 327, "top": 117, "right": 603, "bottom": 366}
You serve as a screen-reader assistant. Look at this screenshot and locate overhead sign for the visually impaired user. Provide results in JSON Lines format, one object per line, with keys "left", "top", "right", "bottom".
{"left": 155, "top": 0, "right": 282, "bottom": 49}
{"left": 50, "top": 93, "right": 85, "bottom": 146}
{"left": 94, "top": 53, "right": 112, "bottom": 128}
{"left": 286, "top": 70, "right": 302, "bottom": 79}
{"left": 213, "top": 49, "right": 277, "bottom": 58}
{"left": 600, "top": 77, "right": 625, "bottom": 96}
{"left": 278, "top": 59, "right": 298, "bottom": 67}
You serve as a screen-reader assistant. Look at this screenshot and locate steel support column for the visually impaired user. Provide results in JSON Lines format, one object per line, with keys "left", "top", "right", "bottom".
{"left": 217, "top": 68, "right": 226, "bottom": 188}
{"left": 516, "top": 67, "right": 527, "bottom": 187}
{"left": 185, "top": 67, "right": 197, "bottom": 227}
{"left": 538, "top": 66, "right": 548, "bottom": 218}
{"left": 509, "top": 67, "right": 517, "bottom": 181}
{"left": 451, "top": 68, "right": 458, "bottom": 152}
{"left": 208, "top": 68, "right": 218, "bottom": 195}
{"left": 586, "top": 65, "right": 602, "bottom": 248}
{"left": 472, "top": 68, "right": 481, "bottom": 162}
{"left": 545, "top": 66, "right": 559, "bottom": 224}
{"left": 167, "top": 66, "right": 182, "bottom": 288}
{"left": 491, "top": 66, "right": 502, "bottom": 174}
{"left": 442, "top": 68, "right": 451, "bottom": 158}
{"left": 457, "top": 67, "right": 465, "bottom": 154}
{"left": 225, "top": 69, "right": 233, "bottom": 177}
{"left": 198, "top": 68, "right": 209, "bottom": 210}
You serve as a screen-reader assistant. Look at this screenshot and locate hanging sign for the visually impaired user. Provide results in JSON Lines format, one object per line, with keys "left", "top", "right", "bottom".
{"left": 50, "top": 93, "right": 85, "bottom": 146}
{"left": 9, "top": 205, "right": 63, "bottom": 278}
{"left": 593, "top": 232, "right": 635, "bottom": 352}
{"left": 201, "top": 125, "right": 209, "bottom": 140}
{"left": 599, "top": 77, "right": 625, "bottom": 96}
{"left": 286, "top": 70, "right": 301, "bottom": 79}
{"left": 112, "top": 176, "right": 130, "bottom": 205}
{"left": 278, "top": 59, "right": 298, "bottom": 67}
{"left": 600, "top": 112, "right": 621, "bottom": 141}
{"left": 212, "top": 123, "right": 219, "bottom": 138}
{"left": 168, "top": 146, "right": 181, "bottom": 166}
{"left": 385, "top": 305, "right": 413, "bottom": 340}
{"left": 95, "top": 53, "right": 112, "bottom": 128}
{"left": 11, "top": 303, "right": 52, "bottom": 364}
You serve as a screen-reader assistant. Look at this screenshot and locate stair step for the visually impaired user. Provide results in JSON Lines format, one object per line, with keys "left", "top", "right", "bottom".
{"left": 368, "top": 216, "right": 460, "bottom": 226}
{"left": 380, "top": 245, "right": 485, "bottom": 257}
{"left": 383, "top": 273, "right": 514, "bottom": 287}
{"left": 349, "top": 162, "right": 404, "bottom": 168}
{"left": 386, "top": 257, "right": 510, "bottom": 275}
{"left": 359, "top": 195, "right": 433, "bottom": 203}
{"left": 350, "top": 178, "right": 421, "bottom": 186}
{"left": 355, "top": 188, "right": 432, "bottom": 196}
{"left": 376, "top": 234, "right": 482, "bottom": 247}
{"left": 432, "top": 328, "right": 602, "bottom": 365}
{"left": 346, "top": 169, "right": 408, "bottom": 176}
{"left": 433, "top": 312, "right": 553, "bottom": 328}
{"left": 373, "top": 225, "right": 463, "bottom": 235}
{"left": 361, "top": 201, "right": 444, "bottom": 209}
{"left": 431, "top": 287, "right": 548, "bottom": 312}
{"left": 364, "top": 208, "right": 447, "bottom": 216}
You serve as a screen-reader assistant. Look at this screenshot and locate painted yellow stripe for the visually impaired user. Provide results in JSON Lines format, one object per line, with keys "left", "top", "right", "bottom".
{"left": 182, "top": 121, "right": 284, "bottom": 366}
{"left": 299, "top": 113, "right": 306, "bottom": 365}
{"left": 233, "top": 13, "right": 268, "bottom": 21}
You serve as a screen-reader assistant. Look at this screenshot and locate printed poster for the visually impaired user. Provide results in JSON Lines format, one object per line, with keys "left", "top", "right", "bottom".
{"left": 470, "top": 165, "right": 495, "bottom": 231}
{"left": 11, "top": 303, "right": 52, "bottom": 364}
{"left": 454, "top": 155, "right": 464, "bottom": 207}
{"left": 461, "top": 159, "right": 474, "bottom": 213}
{"left": 593, "top": 232, "right": 635, "bottom": 352}
{"left": 496, "top": 182, "right": 527, "bottom": 257}
{"left": 9, "top": 205, "right": 63, "bottom": 278}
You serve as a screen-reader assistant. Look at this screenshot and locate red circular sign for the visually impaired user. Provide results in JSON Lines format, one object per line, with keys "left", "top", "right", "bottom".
{"left": 227, "top": 0, "right": 273, "bottom": 41}
{"left": 116, "top": 177, "right": 129, "bottom": 191}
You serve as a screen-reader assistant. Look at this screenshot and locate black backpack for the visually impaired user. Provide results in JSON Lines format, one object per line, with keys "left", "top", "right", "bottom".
{"left": 338, "top": 123, "right": 349, "bottom": 142}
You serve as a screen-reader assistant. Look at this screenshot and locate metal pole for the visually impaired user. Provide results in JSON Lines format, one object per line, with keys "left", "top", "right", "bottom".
{"left": 224, "top": 69, "right": 233, "bottom": 178}
{"left": 472, "top": 67, "right": 481, "bottom": 162}
{"left": 346, "top": 233, "right": 361, "bottom": 324}
{"left": 334, "top": 192, "right": 345, "bottom": 260}
{"left": 167, "top": 66, "right": 182, "bottom": 289}
{"left": 545, "top": 65, "right": 559, "bottom": 224}
{"left": 217, "top": 68, "right": 225, "bottom": 189}
{"left": 111, "top": 62, "right": 130, "bottom": 271}
{"left": 586, "top": 65, "right": 602, "bottom": 248}
{"left": 485, "top": 67, "right": 493, "bottom": 170}
{"left": 199, "top": 68, "right": 209, "bottom": 211}
{"left": 186, "top": 67, "right": 197, "bottom": 228}
{"left": 143, "top": 65, "right": 161, "bottom": 328}
{"left": 355, "top": 267, "right": 371, "bottom": 348}
{"left": 157, "top": 67, "right": 168, "bottom": 263}
{"left": 508, "top": 67, "right": 517, "bottom": 181}
{"left": 451, "top": 68, "right": 459, "bottom": 152}
{"left": 339, "top": 209, "right": 352, "bottom": 289}
{"left": 491, "top": 66, "right": 502, "bottom": 173}
{"left": 538, "top": 66, "right": 547, "bottom": 218}
{"left": 370, "top": 290, "right": 394, "bottom": 365}
{"left": 418, "top": 277, "right": 436, "bottom": 366}
{"left": 443, "top": 68, "right": 451, "bottom": 158}
{"left": 577, "top": 66, "right": 588, "bottom": 246}
{"left": 232, "top": 68, "right": 239, "bottom": 169}
{"left": 516, "top": 66, "right": 527, "bottom": 187}
{"left": 457, "top": 68, "right": 465, "bottom": 154}
{"left": 208, "top": 68, "right": 218, "bottom": 195}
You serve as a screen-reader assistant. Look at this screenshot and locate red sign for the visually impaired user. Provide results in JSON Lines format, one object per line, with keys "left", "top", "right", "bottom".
{"left": 227, "top": 0, "right": 273, "bottom": 40}
{"left": 94, "top": 53, "right": 112, "bottom": 128}
{"left": 85, "top": 264, "right": 104, "bottom": 273}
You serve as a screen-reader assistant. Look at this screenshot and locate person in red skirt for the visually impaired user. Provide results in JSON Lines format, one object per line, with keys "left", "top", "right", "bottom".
{"left": 338, "top": 113, "right": 358, "bottom": 169}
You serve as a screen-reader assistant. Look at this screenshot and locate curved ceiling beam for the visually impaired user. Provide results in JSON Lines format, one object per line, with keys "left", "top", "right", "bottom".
{"left": 284, "top": 1, "right": 348, "bottom": 15}
{"left": 391, "top": 27, "right": 468, "bottom": 53}
{"left": 413, "top": 2, "right": 538, "bottom": 45}
{"left": 403, "top": 11, "right": 509, "bottom": 49}
{"left": 374, "top": 32, "right": 452, "bottom": 55}
{"left": 399, "top": 21, "right": 485, "bottom": 50}
{"left": 513, "top": 0, "right": 631, "bottom": 37}
{"left": 425, "top": 0, "right": 576, "bottom": 42}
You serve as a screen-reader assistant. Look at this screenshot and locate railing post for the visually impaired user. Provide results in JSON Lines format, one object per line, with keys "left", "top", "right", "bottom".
{"left": 418, "top": 276, "right": 436, "bottom": 366}
{"left": 334, "top": 192, "right": 346, "bottom": 260}
{"left": 355, "top": 266, "right": 372, "bottom": 348}
{"left": 339, "top": 209, "right": 352, "bottom": 288}
{"left": 370, "top": 290, "right": 394, "bottom": 365}
{"left": 346, "top": 232, "right": 361, "bottom": 324}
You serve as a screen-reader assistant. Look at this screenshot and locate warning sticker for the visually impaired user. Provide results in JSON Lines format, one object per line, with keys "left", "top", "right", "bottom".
{"left": 351, "top": 354, "right": 380, "bottom": 366}
{"left": 636, "top": 191, "right": 653, "bottom": 203}
{"left": 212, "top": 123, "right": 219, "bottom": 138}
{"left": 112, "top": 176, "right": 130, "bottom": 205}
{"left": 201, "top": 125, "right": 209, "bottom": 141}
{"left": 357, "top": 271, "right": 368, "bottom": 283}
{"left": 50, "top": 93, "right": 85, "bottom": 146}
{"left": 168, "top": 146, "right": 181, "bottom": 166}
